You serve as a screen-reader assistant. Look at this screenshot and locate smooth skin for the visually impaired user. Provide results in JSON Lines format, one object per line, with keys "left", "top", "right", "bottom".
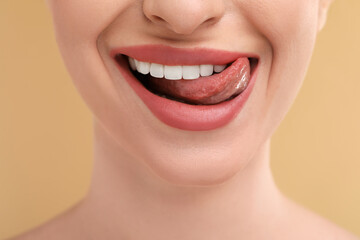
{"left": 12, "top": 0, "right": 359, "bottom": 239}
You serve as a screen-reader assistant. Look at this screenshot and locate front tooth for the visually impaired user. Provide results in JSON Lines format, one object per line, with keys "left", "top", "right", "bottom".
{"left": 214, "top": 65, "right": 226, "bottom": 73}
{"left": 200, "top": 65, "right": 213, "bottom": 77}
{"left": 137, "top": 61, "right": 150, "bottom": 74}
{"left": 150, "top": 63, "right": 164, "bottom": 78}
{"left": 182, "top": 65, "right": 200, "bottom": 80}
{"left": 164, "top": 65, "right": 182, "bottom": 80}
{"left": 129, "top": 57, "right": 136, "bottom": 71}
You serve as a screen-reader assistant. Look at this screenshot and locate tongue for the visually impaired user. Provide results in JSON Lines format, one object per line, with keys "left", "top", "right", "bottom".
{"left": 146, "top": 57, "right": 250, "bottom": 105}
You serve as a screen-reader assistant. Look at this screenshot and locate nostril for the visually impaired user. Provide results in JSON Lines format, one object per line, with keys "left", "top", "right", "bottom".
{"left": 152, "top": 15, "right": 166, "bottom": 23}
{"left": 142, "top": 0, "right": 225, "bottom": 36}
{"left": 203, "top": 17, "right": 218, "bottom": 26}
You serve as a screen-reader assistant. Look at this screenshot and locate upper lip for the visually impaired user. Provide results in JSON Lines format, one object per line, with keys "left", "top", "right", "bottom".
{"left": 110, "top": 44, "right": 259, "bottom": 65}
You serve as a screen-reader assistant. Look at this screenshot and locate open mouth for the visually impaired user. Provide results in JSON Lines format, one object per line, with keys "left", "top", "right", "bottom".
{"left": 114, "top": 54, "right": 258, "bottom": 106}
{"left": 110, "top": 45, "right": 259, "bottom": 131}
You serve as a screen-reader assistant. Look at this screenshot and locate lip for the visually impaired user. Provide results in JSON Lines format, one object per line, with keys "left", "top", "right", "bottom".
{"left": 111, "top": 45, "right": 259, "bottom": 131}
{"left": 110, "top": 45, "right": 258, "bottom": 65}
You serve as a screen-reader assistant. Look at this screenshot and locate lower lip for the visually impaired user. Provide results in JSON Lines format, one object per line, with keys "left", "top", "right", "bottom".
{"left": 114, "top": 57, "right": 258, "bottom": 131}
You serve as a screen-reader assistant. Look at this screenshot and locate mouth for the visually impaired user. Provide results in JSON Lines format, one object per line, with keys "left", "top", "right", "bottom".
{"left": 111, "top": 45, "right": 259, "bottom": 131}
{"left": 115, "top": 55, "right": 258, "bottom": 105}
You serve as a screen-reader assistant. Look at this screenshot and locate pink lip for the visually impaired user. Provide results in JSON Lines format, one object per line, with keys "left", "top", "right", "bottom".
{"left": 110, "top": 45, "right": 258, "bottom": 65}
{"left": 111, "top": 45, "right": 259, "bottom": 131}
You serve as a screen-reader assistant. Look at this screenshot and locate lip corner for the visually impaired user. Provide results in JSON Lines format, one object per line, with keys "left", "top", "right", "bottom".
{"left": 111, "top": 47, "right": 259, "bottom": 131}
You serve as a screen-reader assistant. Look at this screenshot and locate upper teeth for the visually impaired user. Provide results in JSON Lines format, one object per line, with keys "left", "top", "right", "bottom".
{"left": 128, "top": 57, "right": 227, "bottom": 80}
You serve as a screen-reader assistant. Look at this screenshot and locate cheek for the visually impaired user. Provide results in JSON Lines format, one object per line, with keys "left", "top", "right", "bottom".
{"left": 48, "top": 0, "right": 132, "bottom": 44}
{"left": 240, "top": 0, "right": 319, "bottom": 55}
{"left": 264, "top": 0, "right": 319, "bottom": 102}
{"left": 238, "top": 0, "right": 320, "bottom": 132}
{"left": 46, "top": 0, "right": 133, "bottom": 108}
{"left": 47, "top": 0, "right": 148, "bottom": 149}
{"left": 47, "top": 0, "right": 160, "bottom": 163}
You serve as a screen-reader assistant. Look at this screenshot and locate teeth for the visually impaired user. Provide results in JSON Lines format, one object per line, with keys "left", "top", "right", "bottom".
{"left": 182, "top": 65, "right": 200, "bottom": 80}
{"left": 150, "top": 63, "right": 164, "bottom": 78}
{"left": 214, "top": 65, "right": 226, "bottom": 73}
{"left": 129, "top": 58, "right": 136, "bottom": 71}
{"left": 128, "top": 57, "right": 227, "bottom": 80}
{"left": 134, "top": 59, "right": 139, "bottom": 68}
{"left": 200, "top": 65, "right": 214, "bottom": 77}
{"left": 164, "top": 65, "right": 182, "bottom": 80}
{"left": 137, "top": 61, "right": 150, "bottom": 74}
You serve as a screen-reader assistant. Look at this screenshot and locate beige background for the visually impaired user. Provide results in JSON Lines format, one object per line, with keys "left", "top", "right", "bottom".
{"left": 1, "top": 0, "right": 359, "bottom": 239}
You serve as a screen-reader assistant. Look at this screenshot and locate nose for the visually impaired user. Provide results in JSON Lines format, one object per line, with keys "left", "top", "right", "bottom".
{"left": 143, "top": 0, "right": 225, "bottom": 35}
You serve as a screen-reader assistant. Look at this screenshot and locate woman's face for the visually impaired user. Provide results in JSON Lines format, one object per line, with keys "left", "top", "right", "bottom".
{"left": 47, "top": 0, "right": 331, "bottom": 186}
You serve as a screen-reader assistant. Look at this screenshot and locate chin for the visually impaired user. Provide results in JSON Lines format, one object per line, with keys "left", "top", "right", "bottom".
{"left": 138, "top": 143, "right": 254, "bottom": 187}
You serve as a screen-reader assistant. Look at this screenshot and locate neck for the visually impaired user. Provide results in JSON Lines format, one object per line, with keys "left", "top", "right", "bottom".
{"left": 74, "top": 120, "right": 286, "bottom": 239}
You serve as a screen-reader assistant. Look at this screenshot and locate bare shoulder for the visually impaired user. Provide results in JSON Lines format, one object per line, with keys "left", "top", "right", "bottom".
{"left": 9, "top": 203, "right": 84, "bottom": 240}
{"left": 281, "top": 198, "right": 359, "bottom": 240}
{"left": 9, "top": 197, "right": 359, "bottom": 240}
{"left": 10, "top": 220, "right": 60, "bottom": 240}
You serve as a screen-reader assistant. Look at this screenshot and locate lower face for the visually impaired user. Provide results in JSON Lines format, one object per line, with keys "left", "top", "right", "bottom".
{"left": 48, "top": 0, "right": 319, "bottom": 186}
